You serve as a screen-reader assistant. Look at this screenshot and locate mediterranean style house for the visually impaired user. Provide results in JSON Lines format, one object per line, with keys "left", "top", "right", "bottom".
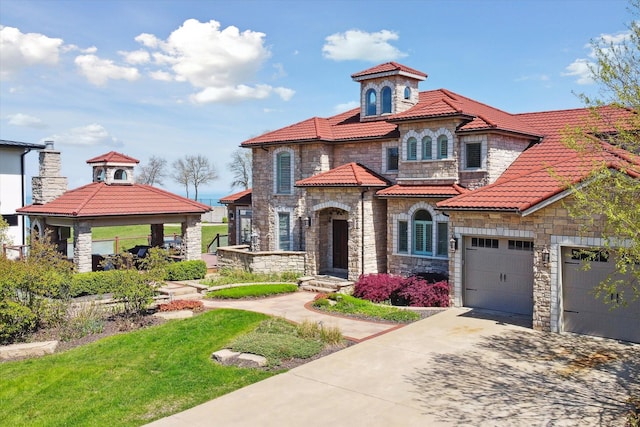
{"left": 221, "top": 62, "right": 639, "bottom": 343}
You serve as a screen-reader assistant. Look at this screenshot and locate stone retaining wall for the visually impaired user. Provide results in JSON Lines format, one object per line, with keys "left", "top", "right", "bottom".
{"left": 217, "top": 245, "right": 306, "bottom": 275}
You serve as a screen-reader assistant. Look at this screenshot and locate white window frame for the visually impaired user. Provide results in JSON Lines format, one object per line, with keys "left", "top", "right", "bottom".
{"left": 273, "top": 147, "right": 294, "bottom": 195}
{"left": 393, "top": 203, "right": 449, "bottom": 258}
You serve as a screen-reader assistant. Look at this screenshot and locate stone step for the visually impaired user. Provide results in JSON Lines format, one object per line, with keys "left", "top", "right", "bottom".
{"left": 300, "top": 285, "right": 340, "bottom": 294}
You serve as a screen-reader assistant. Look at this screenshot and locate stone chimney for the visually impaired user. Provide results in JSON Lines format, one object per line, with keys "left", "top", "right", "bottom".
{"left": 31, "top": 141, "right": 68, "bottom": 205}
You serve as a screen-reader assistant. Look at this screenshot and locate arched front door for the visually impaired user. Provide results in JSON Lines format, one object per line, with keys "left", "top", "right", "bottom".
{"left": 332, "top": 219, "right": 348, "bottom": 269}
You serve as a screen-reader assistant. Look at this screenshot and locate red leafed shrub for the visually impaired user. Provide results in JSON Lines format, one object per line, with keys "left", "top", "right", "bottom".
{"left": 397, "top": 277, "right": 450, "bottom": 307}
{"left": 157, "top": 300, "right": 204, "bottom": 312}
{"left": 353, "top": 274, "right": 404, "bottom": 303}
{"left": 353, "top": 273, "right": 450, "bottom": 307}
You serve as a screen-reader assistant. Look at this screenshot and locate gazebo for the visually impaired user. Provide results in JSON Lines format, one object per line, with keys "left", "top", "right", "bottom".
{"left": 17, "top": 144, "right": 211, "bottom": 272}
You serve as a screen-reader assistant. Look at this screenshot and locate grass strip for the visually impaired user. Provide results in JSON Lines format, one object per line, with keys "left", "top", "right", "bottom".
{"left": 313, "top": 294, "right": 420, "bottom": 323}
{"left": 0, "top": 309, "right": 273, "bottom": 427}
{"left": 202, "top": 269, "right": 301, "bottom": 286}
{"left": 206, "top": 284, "right": 298, "bottom": 299}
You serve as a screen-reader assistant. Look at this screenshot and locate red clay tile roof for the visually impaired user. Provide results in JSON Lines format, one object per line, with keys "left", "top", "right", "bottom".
{"left": 86, "top": 151, "right": 139, "bottom": 164}
{"left": 391, "top": 90, "right": 543, "bottom": 137}
{"left": 296, "top": 163, "right": 390, "bottom": 187}
{"left": 437, "top": 132, "right": 639, "bottom": 213}
{"left": 242, "top": 109, "right": 399, "bottom": 146}
{"left": 377, "top": 184, "right": 469, "bottom": 198}
{"left": 220, "top": 188, "right": 252, "bottom": 204}
{"left": 351, "top": 62, "right": 427, "bottom": 80}
{"left": 17, "top": 183, "right": 210, "bottom": 217}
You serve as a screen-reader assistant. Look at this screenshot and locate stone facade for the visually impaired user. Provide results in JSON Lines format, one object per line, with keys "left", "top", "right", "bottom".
{"left": 73, "top": 220, "right": 93, "bottom": 273}
{"left": 32, "top": 146, "right": 67, "bottom": 205}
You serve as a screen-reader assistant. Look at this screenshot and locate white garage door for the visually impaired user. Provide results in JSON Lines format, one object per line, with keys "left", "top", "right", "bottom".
{"left": 464, "top": 237, "right": 534, "bottom": 315}
{"left": 562, "top": 247, "right": 640, "bottom": 343}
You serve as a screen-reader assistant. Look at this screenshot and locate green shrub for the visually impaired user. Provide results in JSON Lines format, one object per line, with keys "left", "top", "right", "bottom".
{"left": 111, "top": 270, "right": 157, "bottom": 316}
{"left": 204, "top": 268, "right": 300, "bottom": 286}
{"left": 0, "top": 300, "right": 37, "bottom": 344}
{"left": 70, "top": 271, "right": 121, "bottom": 297}
{"left": 165, "top": 260, "right": 207, "bottom": 281}
{"left": 313, "top": 294, "right": 420, "bottom": 323}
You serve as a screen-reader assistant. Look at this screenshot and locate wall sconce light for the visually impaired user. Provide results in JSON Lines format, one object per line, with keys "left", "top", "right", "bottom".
{"left": 449, "top": 236, "right": 458, "bottom": 252}
{"left": 541, "top": 246, "right": 550, "bottom": 266}
{"left": 305, "top": 216, "right": 312, "bottom": 227}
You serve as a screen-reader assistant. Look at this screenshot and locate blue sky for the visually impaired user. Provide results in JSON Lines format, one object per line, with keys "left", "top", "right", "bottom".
{"left": 0, "top": 0, "right": 634, "bottom": 201}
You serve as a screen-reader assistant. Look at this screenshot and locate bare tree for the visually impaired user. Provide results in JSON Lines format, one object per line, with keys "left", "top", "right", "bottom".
{"left": 136, "top": 156, "right": 167, "bottom": 186}
{"left": 227, "top": 148, "right": 252, "bottom": 190}
{"left": 172, "top": 154, "right": 218, "bottom": 200}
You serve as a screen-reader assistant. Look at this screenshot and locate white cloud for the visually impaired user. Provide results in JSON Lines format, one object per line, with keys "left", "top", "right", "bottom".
{"left": 120, "top": 49, "right": 150, "bottom": 65}
{"left": 6, "top": 113, "right": 47, "bottom": 129}
{"left": 562, "top": 30, "right": 632, "bottom": 85}
{"left": 562, "top": 59, "right": 593, "bottom": 85}
{"left": 124, "top": 18, "right": 294, "bottom": 103}
{"left": 334, "top": 101, "right": 359, "bottom": 113}
{"left": 273, "top": 87, "right": 295, "bottom": 101}
{"left": 322, "top": 29, "right": 407, "bottom": 61}
{"left": 74, "top": 54, "right": 140, "bottom": 86}
{"left": 515, "top": 74, "right": 550, "bottom": 82}
{"left": 0, "top": 25, "right": 64, "bottom": 79}
{"left": 46, "top": 123, "right": 122, "bottom": 146}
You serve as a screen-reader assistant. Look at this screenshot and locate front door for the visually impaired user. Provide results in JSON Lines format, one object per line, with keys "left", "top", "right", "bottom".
{"left": 332, "top": 220, "right": 348, "bottom": 269}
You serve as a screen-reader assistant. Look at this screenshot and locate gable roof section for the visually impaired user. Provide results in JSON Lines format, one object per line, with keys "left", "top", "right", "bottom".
{"left": 390, "top": 90, "right": 543, "bottom": 138}
{"left": 296, "top": 163, "right": 390, "bottom": 187}
{"left": 377, "top": 184, "right": 469, "bottom": 198}
{"left": 86, "top": 151, "right": 139, "bottom": 164}
{"left": 437, "top": 142, "right": 639, "bottom": 214}
{"left": 220, "top": 188, "right": 252, "bottom": 205}
{"left": 351, "top": 62, "right": 427, "bottom": 81}
{"left": 17, "top": 183, "right": 210, "bottom": 217}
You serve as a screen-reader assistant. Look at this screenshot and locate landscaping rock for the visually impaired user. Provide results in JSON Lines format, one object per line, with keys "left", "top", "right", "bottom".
{"left": 0, "top": 341, "right": 59, "bottom": 361}
{"left": 237, "top": 353, "right": 268, "bottom": 367}
{"left": 211, "top": 349, "right": 241, "bottom": 363}
{"left": 153, "top": 310, "right": 193, "bottom": 320}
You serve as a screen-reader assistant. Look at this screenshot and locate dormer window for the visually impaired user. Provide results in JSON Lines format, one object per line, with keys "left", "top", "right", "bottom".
{"left": 366, "top": 89, "right": 377, "bottom": 116}
{"left": 381, "top": 86, "right": 392, "bottom": 114}
{"left": 114, "top": 169, "right": 128, "bottom": 181}
{"left": 404, "top": 86, "right": 411, "bottom": 99}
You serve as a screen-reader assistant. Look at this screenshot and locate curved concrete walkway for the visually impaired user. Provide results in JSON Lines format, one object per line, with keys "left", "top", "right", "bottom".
{"left": 147, "top": 301, "right": 639, "bottom": 427}
{"left": 201, "top": 292, "right": 405, "bottom": 341}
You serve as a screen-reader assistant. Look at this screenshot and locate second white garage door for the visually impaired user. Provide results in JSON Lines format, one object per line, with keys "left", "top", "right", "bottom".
{"left": 464, "top": 237, "right": 534, "bottom": 315}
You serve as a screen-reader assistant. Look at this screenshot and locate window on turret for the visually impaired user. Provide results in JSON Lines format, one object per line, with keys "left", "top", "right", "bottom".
{"left": 407, "top": 137, "right": 417, "bottom": 160}
{"left": 366, "top": 89, "right": 377, "bottom": 116}
{"left": 381, "top": 86, "right": 392, "bottom": 114}
{"left": 404, "top": 86, "right": 411, "bottom": 99}
{"left": 114, "top": 169, "right": 128, "bottom": 180}
{"left": 276, "top": 151, "right": 292, "bottom": 194}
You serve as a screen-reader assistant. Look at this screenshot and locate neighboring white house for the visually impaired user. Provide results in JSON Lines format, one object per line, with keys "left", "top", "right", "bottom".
{"left": 0, "top": 139, "right": 46, "bottom": 256}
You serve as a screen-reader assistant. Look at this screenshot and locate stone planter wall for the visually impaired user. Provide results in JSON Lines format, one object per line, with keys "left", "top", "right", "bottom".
{"left": 217, "top": 245, "right": 306, "bottom": 275}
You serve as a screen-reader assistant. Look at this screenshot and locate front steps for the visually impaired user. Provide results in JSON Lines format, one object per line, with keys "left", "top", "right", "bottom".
{"left": 298, "top": 275, "right": 354, "bottom": 294}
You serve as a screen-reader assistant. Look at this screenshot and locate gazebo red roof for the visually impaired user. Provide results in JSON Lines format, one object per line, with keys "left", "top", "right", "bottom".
{"left": 220, "top": 188, "right": 252, "bottom": 205}
{"left": 86, "top": 151, "right": 139, "bottom": 164}
{"left": 17, "top": 183, "right": 210, "bottom": 217}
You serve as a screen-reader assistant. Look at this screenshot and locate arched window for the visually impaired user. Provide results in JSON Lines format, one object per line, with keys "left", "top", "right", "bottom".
{"left": 276, "top": 151, "right": 292, "bottom": 194}
{"left": 437, "top": 135, "right": 448, "bottom": 159}
{"left": 114, "top": 169, "right": 127, "bottom": 180}
{"left": 366, "top": 89, "right": 377, "bottom": 116}
{"left": 422, "top": 136, "right": 432, "bottom": 160}
{"left": 407, "top": 137, "right": 417, "bottom": 160}
{"left": 404, "top": 86, "right": 411, "bottom": 99}
{"left": 95, "top": 168, "right": 105, "bottom": 182}
{"left": 413, "top": 210, "right": 433, "bottom": 255}
{"left": 381, "top": 86, "right": 392, "bottom": 114}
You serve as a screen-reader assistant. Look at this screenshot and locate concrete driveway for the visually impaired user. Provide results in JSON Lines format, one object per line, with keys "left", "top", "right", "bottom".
{"left": 147, "top": 307, "right": 639, "bottom": 426}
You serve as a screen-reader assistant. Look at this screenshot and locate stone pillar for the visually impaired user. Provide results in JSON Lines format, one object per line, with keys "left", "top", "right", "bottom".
{"left": 181, "top": 216, "right": 202, "bottom": 261}
{"left": 32, "top": 142, "right": 68, "bottom": 205}
{"left": 73, "top": 221, "right": 92, "bottom": 273}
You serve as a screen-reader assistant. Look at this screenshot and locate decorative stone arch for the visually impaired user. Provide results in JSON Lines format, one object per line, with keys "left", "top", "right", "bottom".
{"left": 405, "top": 202, "right": 448, "bottom": 256}
{"left": 361, "top": 79, "right": 394, "bottom": 117}
{"left": 434, "top": 127, "right": 455, "bottom": 159}
{"left": 312, "top": 201, "right": 351, "bottom": 212}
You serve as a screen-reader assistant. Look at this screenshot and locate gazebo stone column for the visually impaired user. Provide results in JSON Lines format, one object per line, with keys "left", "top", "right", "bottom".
{"left": 181, "top": 216, "right": 202, "bottom": 261}
{"left": 73, "top": 220, "right": 92, "bottom": 273}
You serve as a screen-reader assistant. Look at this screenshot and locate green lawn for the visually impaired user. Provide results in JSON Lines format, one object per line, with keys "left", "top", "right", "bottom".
{"left": 0, "top": 310, "right": 273, "bottom": 426}
{"left": 206, "top": 284, "right": 299, "bottom": 299}
{"left": 91, "top": 224, "right": 228, "bottom": 253}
